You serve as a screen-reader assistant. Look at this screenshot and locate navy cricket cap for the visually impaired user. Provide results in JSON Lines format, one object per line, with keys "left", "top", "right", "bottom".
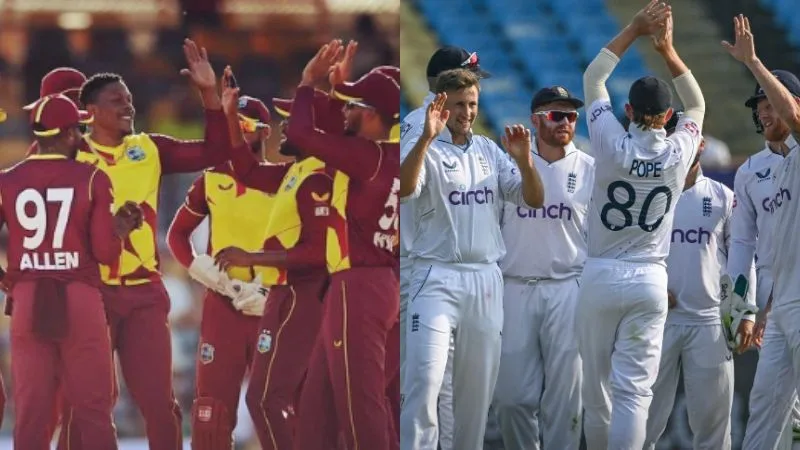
{"left": 629, "top": 76, "right": 673, "bottom": 115}
{"left": 745, "top": 70, "right": 800, "bottom": 108}
{"left": 426, "top": 46, "right": 491, "bottom": 79}
{"left": 530, "top": 86, "right": 584, "bottom": 112}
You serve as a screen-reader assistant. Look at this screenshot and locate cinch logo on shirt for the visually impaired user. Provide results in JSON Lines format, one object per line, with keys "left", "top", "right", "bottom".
{"left": 763, "top": 188, "right": 792, "bottom": 214}
{"left": 671, "top": 227, "right": 711, "bottom": 245}
{"left": 448, "top": 186, "right": 494, "bottom": 205}
{"left": 516, "top": 203, "right": 573, "bottom": 221}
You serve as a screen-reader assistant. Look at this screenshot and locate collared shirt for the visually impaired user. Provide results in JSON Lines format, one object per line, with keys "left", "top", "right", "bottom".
{"left": 666, "top": 175, "right": 755, "bottom": 324}
{"left": 400, "top": 124, "right": 532, "bottom": 264}
{"left": 500, "top": 141, "right": 595, "bottom": 279}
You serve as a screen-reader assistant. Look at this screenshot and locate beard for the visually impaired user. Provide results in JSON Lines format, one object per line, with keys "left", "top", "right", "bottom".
{"left": 539, "top": 125, "right": 574, "bottom": 147}
{"left": 763, "top": 122, "right": 791, "bottom": 142}
{"left": 249, "top": 139, "right": 261, "bottom": 154}
{"left": 279, "top": 140, "right": 301, "bottom": 156}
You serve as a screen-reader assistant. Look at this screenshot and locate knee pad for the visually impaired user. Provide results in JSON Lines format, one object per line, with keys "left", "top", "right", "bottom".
{"left": 191, "top": 397, "right": 234, "bottom": 450}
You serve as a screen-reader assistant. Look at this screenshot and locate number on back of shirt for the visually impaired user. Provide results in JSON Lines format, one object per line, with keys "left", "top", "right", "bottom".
{"left": 16, "top": 188, "right": 75, "bottom": 250}
{"left": 600, "top": 181, "right": 672, "bottom": 232}
{"left": 374, "top": 177, "right": 400, "bottom": 252}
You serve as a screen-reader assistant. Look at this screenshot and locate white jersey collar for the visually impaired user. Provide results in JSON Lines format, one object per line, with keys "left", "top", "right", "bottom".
{"left": 628, "top": 123, "right": 667, "bottom": 150}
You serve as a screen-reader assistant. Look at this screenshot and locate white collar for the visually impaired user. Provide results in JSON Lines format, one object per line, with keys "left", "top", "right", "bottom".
{"left": 628, "top": 124, "right": 667, "bottom": 150}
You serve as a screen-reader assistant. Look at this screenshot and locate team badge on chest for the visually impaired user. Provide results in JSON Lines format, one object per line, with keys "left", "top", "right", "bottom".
{"left": 126, "top": 146, "right": 146, "bottom": 162}
{"left": 702, "top": 197, "right": 712, "bottom": 217}
{"left": 257, "top": 330, "right": 272, "bottom": 353}
{"left": 477, "top": 155, "right": 490, "bottom": 176}
{"left": 567, "top": 172, "right": 577, "bottom": 193}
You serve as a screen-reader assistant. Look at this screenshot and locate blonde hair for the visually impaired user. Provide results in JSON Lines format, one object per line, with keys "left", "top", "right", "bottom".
{"left": 434, "top": 68, "right": 481, "bottom": 94}
{"left": 632, "top": 110, "right": 669, "bottom": 131}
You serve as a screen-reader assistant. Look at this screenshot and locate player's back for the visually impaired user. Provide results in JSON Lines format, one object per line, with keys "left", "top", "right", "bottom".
{"left": 332, "top": 142, "right": 399, "bottom": 272}
{"left": 588, "top": 125, "right": 698, "bottom": 264}
{"left": 0, "top": 155, "right": 117, "bottom": 285}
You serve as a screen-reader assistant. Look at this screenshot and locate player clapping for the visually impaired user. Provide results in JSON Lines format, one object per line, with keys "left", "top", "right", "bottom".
{"left": 578, "top": 3, "right": 706, "bottom": 448}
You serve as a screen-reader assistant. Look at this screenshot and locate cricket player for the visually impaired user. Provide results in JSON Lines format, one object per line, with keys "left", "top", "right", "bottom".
{"left": 59, "top": 39, "right": 232, "bottom": 449}
{"left": 493, "top": 86, "right": 594, "bottom": 450}
{"left": 166, "top": 94, "right": 275, "bottom": 449}
{"left": 578, "top": 4, "right": 705, "bottom": 448}
{"left": 23, "top": 68, "right": 88, "bottom": 158}
{"left": 2, "top": 94, "right": 140, "bottom": 449}
{"left": 730, "top": 69, "right": 800, "bottom": 448}
{"left": 644, "top": 114, "right": 755, "bottom": 448}
{"left": 213, "top": 70, "right": 339, "bottom": 450}
{"left": 399, "top": 65, "right": 545, "bottom": 448}
{"left": 399, "top": 46, "right": 490, "bottom": 450}
{"left": 286, "top": 41, "right": 401, "bottom": 450}
{"left": 723, "top": 15, "right": 800, "bottom": 448}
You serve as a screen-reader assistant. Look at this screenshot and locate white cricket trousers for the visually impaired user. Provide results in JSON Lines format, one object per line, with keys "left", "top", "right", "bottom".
{"left": 644, "top": 324, "right": 733, "bottom": 449}
{"left": 400, "top": 259, "right": 503, "bottom": 450}
{"left": 493, "top": 276, "right": 582, "bottom": 450}
{"left": 744, "top": 267, "right": 800, "bottom": 450}
{"left": 576, "top": 258, "right": 668, "bottom": 450}
{"left": 400, "top": 257, "right": 454, "bottom": 450}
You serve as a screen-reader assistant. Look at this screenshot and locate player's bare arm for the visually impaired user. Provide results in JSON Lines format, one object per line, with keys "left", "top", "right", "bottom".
{"left": 724, "top": 14, "right": 800, "bottom": 133}
{"left": 501, "top": 124, "right": 544, "bottom": 208}
{"left": 399, "top": 93, "right": 448, "bottom": 198}
{"left": 180, "top": 38, "right": 221, "bottom": 110}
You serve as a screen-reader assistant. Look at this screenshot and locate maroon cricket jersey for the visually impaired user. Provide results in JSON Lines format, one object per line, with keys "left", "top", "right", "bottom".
{"left": 285, "top": 86, "right": 400, "bottom": 272}
{"left": 0, "top": 154, "right": 121, "bottom": 287}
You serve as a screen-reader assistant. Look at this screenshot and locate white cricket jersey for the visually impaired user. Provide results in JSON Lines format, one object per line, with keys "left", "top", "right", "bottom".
{"left": 768, "top": 133, "right": 800, "bottom": 306}
{"left": 500, "top": 142, "right": 595, "bottom": 279}
{"left": 666, "top": 176, "right": 738, "bottom": 325}
{"left": 399, "top": 92, "right": 435, "bottom": 259}
{"left": 585, "top": 99, "right": 703, "bottom": 264}
{"left": 400, "top": 127, "right": 533, "bottom": 264}
{"left": 728, "top": 147, "right": 785, "bottom": 281}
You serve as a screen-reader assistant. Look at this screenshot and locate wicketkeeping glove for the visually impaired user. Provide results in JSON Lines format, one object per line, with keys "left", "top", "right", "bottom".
{"left": 720, "top": 273, "right": 759, "bottom": 351}
{"left": 189, "top": 254, "right": 232, "bottom": 295}
{"left": 231, "top": 274, "right": 269, "bottom": 317}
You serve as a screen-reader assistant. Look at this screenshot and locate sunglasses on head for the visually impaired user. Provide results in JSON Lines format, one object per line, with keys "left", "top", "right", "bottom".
{"left": 461, "top": 52, "right": 480, "bottom": 69}
{"left": 238, "top": 114, "right": 269, "bottom": 133}
{"left": 534, "top": 110, "right": 579, "bottom": 123}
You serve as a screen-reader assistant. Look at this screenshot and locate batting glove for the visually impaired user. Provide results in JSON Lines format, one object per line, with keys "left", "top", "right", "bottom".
{"left": 720, "top": 273, "right": 759, "bottom": 351}
{"left": 189, "top": 254, "right": 232, "bottom": 295}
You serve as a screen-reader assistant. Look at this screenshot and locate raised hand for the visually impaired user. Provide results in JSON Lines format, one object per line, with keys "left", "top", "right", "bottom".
{"left": 179, "top": 39, "right": 217, "bottom": 91}
{"left": 630, "top": 0, "right": 672, "bottom": 37}
{"left": 422, "top": 93, "right": 449, "bottom": 140}
{"left": 220, "top": 66, "right": 241, "bottom": 118}
{"left": 301, "top": 39, "right": 345, "bottom": 87}
{"left": 722, "top": 14, "right": 758, "bottom": 64}
{"left": 501, "top": 125, "right": 533, "bottom": 165}
{"left": 329, "top": 40, "right": 358, "bottom": 87}
{"left": 651, "top": 14, "right": 674, "bottom": 53}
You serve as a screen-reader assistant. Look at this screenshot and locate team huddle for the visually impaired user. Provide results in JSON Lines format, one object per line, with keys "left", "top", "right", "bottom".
{"left": 400, "top": 2, "right": 800, "bottom": 449}
{"left": 0, "top": 37, "right": 400, "bottom": 449}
